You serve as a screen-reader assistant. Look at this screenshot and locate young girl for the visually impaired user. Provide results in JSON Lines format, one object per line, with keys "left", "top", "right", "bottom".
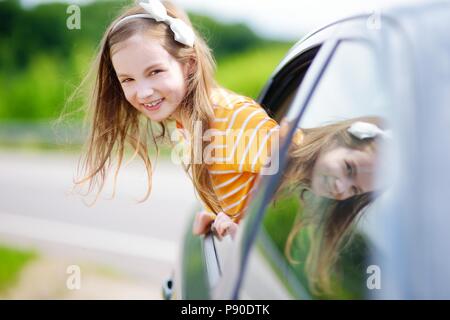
{"left": 71, "top": 0, "right": 280, "bottom": 229}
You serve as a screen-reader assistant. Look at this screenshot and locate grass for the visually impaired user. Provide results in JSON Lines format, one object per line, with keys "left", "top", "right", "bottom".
{"left": 0, "top": 244, "right": 37, "bottom": 293}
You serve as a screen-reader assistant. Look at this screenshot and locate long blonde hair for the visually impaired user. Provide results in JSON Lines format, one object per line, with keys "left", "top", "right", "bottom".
{"left": 67, "top": 1, "right": 223, "bottom": 212}
{"left": 281, "top": 116, "right": 384, "bottom": 294}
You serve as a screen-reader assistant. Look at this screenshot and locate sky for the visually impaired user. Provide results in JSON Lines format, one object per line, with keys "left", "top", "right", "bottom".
{"left": 20, "top": 0, "right": 428, "bottom": 40}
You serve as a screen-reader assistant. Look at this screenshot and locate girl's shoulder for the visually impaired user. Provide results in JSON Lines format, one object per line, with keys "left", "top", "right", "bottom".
{"left": 210, "top": 87, "right": 277, "bottom": 130}
{"left": 210, "top": 87, "right": 255, "bottom": 111}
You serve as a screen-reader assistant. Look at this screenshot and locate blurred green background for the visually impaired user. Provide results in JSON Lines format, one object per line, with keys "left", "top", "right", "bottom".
{"left": 0, "top": 0, "right": 294, "bottom": 150}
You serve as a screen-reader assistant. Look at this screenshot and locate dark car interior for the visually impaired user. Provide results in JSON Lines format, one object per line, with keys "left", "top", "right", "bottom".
{"left": 258, "top": 46, "right": 321, "bottom": 122}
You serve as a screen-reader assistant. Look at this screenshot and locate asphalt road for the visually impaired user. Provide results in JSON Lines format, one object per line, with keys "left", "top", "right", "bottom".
{"left": 0, "top": 149, "right": 199, "bottom": 296}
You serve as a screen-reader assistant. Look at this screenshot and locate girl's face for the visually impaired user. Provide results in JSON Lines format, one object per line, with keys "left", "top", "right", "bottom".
{"left": 311, "top": 144, "right": 376, "bottom": 200}
{"left": 111, "top": 33, "right": 189, "bottom": 122}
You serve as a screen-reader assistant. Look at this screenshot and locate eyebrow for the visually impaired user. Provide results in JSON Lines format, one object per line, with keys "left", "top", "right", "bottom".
{"left": 350, "top": 160, "right": 364, "bottom": 194}
{"left": 117, "top": 63, "right": 164, "bottom": 78}
{"left": 351, "top": 160, "right": 358, "bottom": 178}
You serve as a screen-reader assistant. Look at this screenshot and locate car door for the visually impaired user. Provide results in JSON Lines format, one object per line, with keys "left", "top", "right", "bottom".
{"left": 227, "top": 16, "right": 407, "bottom": 299}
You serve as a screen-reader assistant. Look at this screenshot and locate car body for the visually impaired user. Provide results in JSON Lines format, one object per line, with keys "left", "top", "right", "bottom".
{"left": 167, "top": 0, "right": 450, "bottom": 299}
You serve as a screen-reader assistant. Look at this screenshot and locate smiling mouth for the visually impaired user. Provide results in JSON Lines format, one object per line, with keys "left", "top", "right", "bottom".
{"left": 143, "top": 98, "right": 164, "bottom": 111}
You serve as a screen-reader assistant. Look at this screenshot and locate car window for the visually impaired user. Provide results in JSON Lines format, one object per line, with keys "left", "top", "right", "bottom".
{"left": 258, "top": 46, "right": 320, "bottom": 122}
{"left": 256, "top": 40, "right": 393, "bottom": 299}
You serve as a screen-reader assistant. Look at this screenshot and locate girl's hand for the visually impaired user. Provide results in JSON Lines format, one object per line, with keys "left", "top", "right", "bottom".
{"left": 211, "top": 212, "right": 238, "bottom": 240}
{"left": 192, "top": 210, "right": 215, "bottom": 235}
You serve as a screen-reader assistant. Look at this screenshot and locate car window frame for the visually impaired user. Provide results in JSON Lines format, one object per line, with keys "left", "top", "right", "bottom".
{"left": 257, "top": 46, "right": 321, "bottom": 121}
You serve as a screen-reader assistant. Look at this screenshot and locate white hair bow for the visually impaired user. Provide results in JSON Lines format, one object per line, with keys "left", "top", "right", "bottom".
{"left": 348, "top": 121, "right": 392, "bottom": 140}
{"left": 112, "top": 0, "right": 195, "bottom": 47}
{"left": 139, "top": 0, "right": 195, "bottom": 47}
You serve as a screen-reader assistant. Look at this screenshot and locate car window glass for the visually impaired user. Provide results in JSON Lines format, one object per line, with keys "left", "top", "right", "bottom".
{"left": 258, "top": 40, "right": 393, "bottom": 299}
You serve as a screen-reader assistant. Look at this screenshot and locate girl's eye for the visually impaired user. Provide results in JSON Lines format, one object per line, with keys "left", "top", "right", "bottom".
{"left": 121, "top": 78, "right": 133, "bottom": 84}
{"left": 345, "top": 161, "right": 353, "bottom": 176}
{"left": 150, "top": 69, "right": 163, "bottom": 76}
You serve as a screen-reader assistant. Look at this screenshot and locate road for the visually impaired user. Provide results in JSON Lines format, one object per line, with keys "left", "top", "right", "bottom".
{"left": 0, "top": 149, "right": 199, "bottom": 298}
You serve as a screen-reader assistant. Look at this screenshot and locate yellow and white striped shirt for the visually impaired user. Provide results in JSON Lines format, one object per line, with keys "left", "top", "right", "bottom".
{"left": 176, "top": 87, "right": 301, "bottom": 222}
{"left": 176, "top": 87, "right": 280, "bottom": 222}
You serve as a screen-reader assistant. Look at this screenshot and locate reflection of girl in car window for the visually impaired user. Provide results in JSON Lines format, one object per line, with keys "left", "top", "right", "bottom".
{"left": 212, "top": 117, "right": 389, "bottom": 255}
{"left": 280, "top": 116, "right": 389, "bottom": 294}
{"left": 284, "top": 116, "right": 389, "bottom": 200}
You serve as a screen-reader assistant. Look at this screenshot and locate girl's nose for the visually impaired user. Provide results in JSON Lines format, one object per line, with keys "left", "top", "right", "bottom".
{"left": 334, "top": 178, "right": 351, "bottom": 199}
{"left": 335, "top": 179, "right": 346, "bottom": 194}
{"left": 137, "top": 84, "right": 154, "bottom": 101}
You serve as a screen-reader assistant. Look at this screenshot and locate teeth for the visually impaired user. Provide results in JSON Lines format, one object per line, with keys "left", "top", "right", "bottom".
{"left": 144, "top": 98, "right": 163, "bottom": 108}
